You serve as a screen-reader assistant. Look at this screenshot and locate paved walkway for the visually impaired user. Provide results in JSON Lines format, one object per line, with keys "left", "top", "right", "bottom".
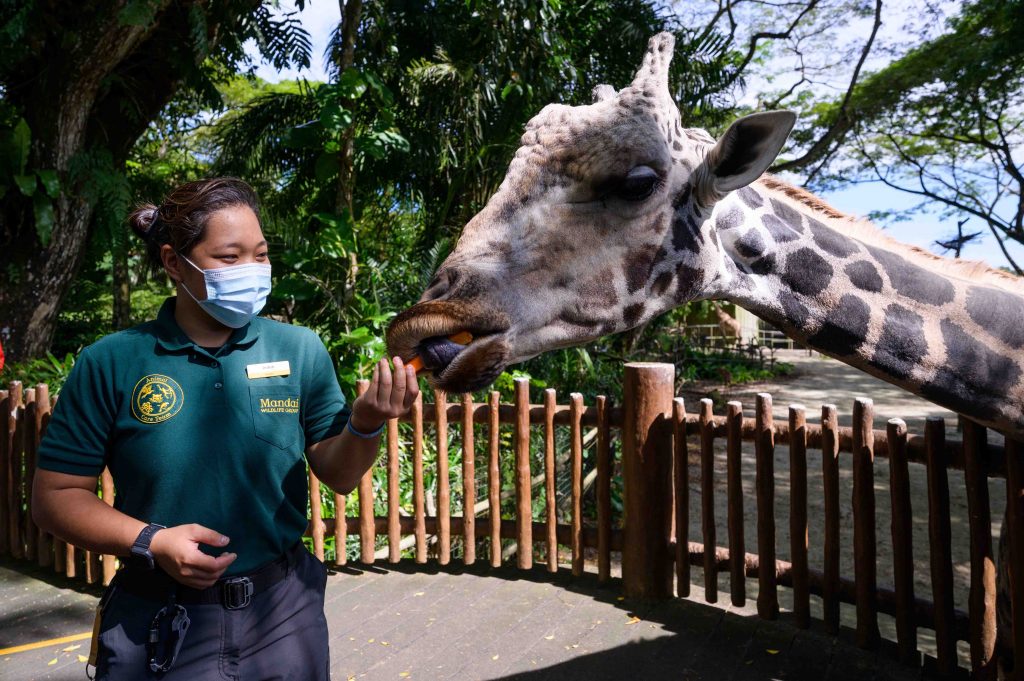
{"left": 1, "top": 558, "right": 930, "bottom": 681}
{"left": 681, "top": 349, "right": 992, "bottom": 440}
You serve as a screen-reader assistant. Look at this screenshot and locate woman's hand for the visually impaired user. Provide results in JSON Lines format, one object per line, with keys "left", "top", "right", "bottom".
{"left": 349, "top": 356, "right": 420, "bottom": 432}
{"left": 150, "top": 523, "right": 237, "bottom": 589}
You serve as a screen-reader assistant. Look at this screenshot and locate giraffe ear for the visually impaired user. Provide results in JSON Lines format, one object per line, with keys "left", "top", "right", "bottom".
{"left": 630, "top": 32, "right": 675, "bottom": 96}
{"left": 706, "top": 111, "right": 796, "bottom": 193}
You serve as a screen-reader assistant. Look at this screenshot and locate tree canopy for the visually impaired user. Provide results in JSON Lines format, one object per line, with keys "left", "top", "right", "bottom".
{"left": 1, "top": 0, "right": 1020, "bottom": 385}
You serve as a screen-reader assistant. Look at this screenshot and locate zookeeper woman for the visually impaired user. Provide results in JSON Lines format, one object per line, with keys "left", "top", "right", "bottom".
{"left": 32, "top": 177, "right": 418, "bottom": 679}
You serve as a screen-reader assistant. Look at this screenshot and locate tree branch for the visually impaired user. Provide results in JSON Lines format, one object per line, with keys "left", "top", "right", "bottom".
{"left": 774, "top": 0, "right": 883, "bottom": 173}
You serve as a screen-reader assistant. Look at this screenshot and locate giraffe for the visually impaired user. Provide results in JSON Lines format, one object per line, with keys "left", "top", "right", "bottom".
{"left": 386, "top": 32, "right": 1024, "bottom": 663}
{"left": 712, "top": 302, "right": 743, "bottom": 344}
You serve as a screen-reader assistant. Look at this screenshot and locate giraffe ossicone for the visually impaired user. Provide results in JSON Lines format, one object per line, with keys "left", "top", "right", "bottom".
{"left": 386, "top": 32, "right": 1024, "bottom": 443}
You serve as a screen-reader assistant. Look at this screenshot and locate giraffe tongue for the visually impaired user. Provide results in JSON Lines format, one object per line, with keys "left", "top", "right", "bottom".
{"left": 418, "top": 335, "right": 468, "bottom": 373}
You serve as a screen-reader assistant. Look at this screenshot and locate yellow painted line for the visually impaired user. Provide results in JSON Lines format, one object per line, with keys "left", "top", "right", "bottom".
{"left": 0, "top": 631, "right": 91, "bottom": 657}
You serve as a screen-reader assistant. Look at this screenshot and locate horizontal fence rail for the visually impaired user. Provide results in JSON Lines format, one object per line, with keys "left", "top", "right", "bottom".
{"left": 2, "top": 363, "right": 1022, "bottom": 678}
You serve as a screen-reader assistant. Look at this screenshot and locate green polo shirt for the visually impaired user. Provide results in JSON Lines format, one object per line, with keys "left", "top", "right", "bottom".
{"left": 37, "top": 297, "right": 350, "bottom": 574}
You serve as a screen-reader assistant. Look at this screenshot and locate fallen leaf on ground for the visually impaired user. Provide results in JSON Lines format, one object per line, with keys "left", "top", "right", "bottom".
{"left": 47, "top": 659, "right": 57, "bottom": 666}
{"left": 399, "top": 673, "right": 410, "bottom": 678}
{"left": 766, "top": 649, "right": 779, "bottom": 655}
{"left": 414, "top": 592, "right": 424, "bottom": 596}
{"left": 78, "top": 655, "right": 88, "bottom": 663}
{"left": 381, "top": 641, "right": 390, "bottom": 646}
{"left": 368, "top": 638, "right": 375, "bottom": 643}
{"left": 626, "top": 616, "right": 641, "bottom": 625}
{"left": 492, "top": 654, "right": 499, "bottom": 660}
{"left": 62, "top": 644, "right": 81, "bottom": 652}
{"left": 544, "top": 635, "right": 554, "bottom": 640}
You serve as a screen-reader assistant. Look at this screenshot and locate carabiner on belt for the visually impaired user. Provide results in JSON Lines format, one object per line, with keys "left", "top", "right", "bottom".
{"left": 147, "top": 590, "right": 190, "bottom": 673}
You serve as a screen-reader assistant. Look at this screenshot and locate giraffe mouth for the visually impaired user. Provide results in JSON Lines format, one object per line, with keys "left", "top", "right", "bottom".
{"left": 386, "top": 301, "right": 512, "bottom": 392}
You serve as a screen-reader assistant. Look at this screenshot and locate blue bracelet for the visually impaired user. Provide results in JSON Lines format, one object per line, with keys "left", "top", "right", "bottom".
{"left": 346, "top": 419, "right": 385, "bottom": 439}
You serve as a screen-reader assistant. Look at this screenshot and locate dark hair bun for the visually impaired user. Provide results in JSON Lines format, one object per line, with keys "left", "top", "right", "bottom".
{"left": 127, "top": 204, "right": 159, "bottom": 239}
{"left": 128, "top": 178, "right": 261, "bottom": 275}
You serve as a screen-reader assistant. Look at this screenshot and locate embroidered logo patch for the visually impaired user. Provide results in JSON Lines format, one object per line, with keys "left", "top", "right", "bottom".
{"left": 131, "top": 374, "right": 184, "bottom": 424}
{"left": 259, "top": 396, "right": 299, "bottom": 414}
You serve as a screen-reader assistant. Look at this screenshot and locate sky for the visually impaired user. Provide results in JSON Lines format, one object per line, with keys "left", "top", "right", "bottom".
{"left": 242, "top": 1, "right": 1023, "bottom": 272}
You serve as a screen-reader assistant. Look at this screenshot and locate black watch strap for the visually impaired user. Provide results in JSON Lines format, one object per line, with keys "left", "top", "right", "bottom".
{"left": 130, "top": 523, "right": 166, "bottom": 570}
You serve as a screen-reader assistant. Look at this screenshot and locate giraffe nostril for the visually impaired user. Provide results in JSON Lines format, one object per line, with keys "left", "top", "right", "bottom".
{"left": 420, "top": 268, "right": 463, "bottom": 303}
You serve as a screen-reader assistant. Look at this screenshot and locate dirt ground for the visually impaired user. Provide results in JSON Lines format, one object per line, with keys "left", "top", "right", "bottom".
{"left": 599, "top": 350, "right": 1007, "bottom": 670}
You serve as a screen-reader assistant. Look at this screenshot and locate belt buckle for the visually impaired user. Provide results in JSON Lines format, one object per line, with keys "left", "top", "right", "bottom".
{"left": 222, "top": 577, "right": 253, "bottom": 610}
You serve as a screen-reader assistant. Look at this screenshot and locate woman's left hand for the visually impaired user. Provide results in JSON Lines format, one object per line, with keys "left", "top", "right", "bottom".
{"left": 349, "top": 357, "right": 420, "bottom": 432}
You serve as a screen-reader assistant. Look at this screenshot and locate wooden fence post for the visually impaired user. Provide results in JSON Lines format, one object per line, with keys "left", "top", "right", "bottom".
{"left": 672, "top": 398, "right": 689, "bottom": 597}
{"left": 821, "top": 404, "right": 840, "bottom": 635}
{"left": 755, "top": 393, "right": 778, "bottom": 620}
{"left": 621, "top": 362, "right": 674, "bottom": 599}
{"left": 34, "top": 385, "right": 53, "bottom": 568}
{"left": 887, "top": 418, "right": 918, "bottom": 664}
{"left": 100, "top": 469, "right": 116, "bottom": 585}
{"left": 461, "top": 393, "right": 476, "bottom": 566}
{"left": 1004, "top": 437, "right": 1024, "bottom": 680}
{"left": 597, "top": 394, "right": 612, "bottom": 583}
{"left": 23, "top": 388, "right": 37, "bottom": 562}
{"left": 356, "top": 379, "right": 374, "bottom": 564}
{"left": 700, "top": 399, "right": 717, "bottom": 602}
{"left": 0, "top": 388, "right": 8, "bottom": 557}
{"left": 852, "top": 397, "right": 879, "bottom": 648}
{"left": 963, "top": 418, "right": 996, "bottom": 678}
{"left": 8, "top": 381, "right": 23, "bottom": 559}
{"left": 926, "top": 416, "right": 956, "bottom": 674}
{"left": 435, "top": 390, "right": 450, "bottom": 565}
{"left": 386, "top": 412, "right": 400, "bottom": 564}
{"left": 513, "top": 378, "right": 533, "bottom": 569}
{"left": 789, "top": 404, "right": 809, "bottom": 628}
{"left": 726, "top": 401, "right": 745, "bottom": 607}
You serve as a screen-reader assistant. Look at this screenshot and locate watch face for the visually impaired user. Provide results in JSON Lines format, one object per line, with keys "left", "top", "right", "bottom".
{"left": 130, "top": 524, "right": 161, "bottom": 570}
{"left": 129, "top": 548, "right": 154, "bottom": 570}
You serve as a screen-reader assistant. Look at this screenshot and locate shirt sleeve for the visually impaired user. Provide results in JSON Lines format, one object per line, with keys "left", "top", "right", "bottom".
{"left": 302, "top": 334, "right": 351, "bottom": 445}
{"left": 37, "top": 348, "right": 115, "bottom": 477}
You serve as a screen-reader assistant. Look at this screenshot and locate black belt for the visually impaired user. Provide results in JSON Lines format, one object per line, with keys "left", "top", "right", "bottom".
{"left": 114, "top": 542, "right": 303, "bottom": 609}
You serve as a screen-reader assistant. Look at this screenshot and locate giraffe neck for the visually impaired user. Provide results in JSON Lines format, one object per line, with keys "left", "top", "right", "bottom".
{"left": 702, "top": 182, "right": 1024, "bottom": 437}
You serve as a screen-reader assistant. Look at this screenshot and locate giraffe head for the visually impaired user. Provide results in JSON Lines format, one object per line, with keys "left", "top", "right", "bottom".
{"left": 387, "top": 33, "right": 795, "bottom": 392}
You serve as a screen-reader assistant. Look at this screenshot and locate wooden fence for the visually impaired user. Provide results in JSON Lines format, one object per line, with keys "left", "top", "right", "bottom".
{"left": 3, "top": 363, "right": 1024, "bottom": 679}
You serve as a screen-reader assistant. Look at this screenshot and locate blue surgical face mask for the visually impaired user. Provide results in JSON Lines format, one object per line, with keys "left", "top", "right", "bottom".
{"left": 178, "top": 254, "right": 272, "bottom": 329}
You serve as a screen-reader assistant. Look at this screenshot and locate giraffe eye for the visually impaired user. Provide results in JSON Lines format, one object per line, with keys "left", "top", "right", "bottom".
{"left": 614, "top": 166, "right": 662, "bottom": 201}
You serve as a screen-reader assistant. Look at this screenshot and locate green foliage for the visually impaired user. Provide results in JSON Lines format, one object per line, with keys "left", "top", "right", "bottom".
{"left": 0, "top": 113, "right": 59, "bottom": 244}
{"left": 776, "top": 0, "right": 1024, "bottom": 270}
{"left": 0, "top": 351, "right": 76, "bottom": 392}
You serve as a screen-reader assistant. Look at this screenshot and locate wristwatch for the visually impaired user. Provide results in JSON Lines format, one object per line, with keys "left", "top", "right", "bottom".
{"left": 129, "top": 522, "right": 166, "bottom": 570}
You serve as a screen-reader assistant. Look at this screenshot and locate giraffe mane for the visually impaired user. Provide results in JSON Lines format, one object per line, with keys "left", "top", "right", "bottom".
{"left": 756, "top": 175, "right": 1024, "bottom": 294}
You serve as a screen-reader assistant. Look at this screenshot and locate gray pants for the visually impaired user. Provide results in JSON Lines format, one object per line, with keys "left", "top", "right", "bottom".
{"left": 95, "top": 549, "right": 330, "bottom": 680}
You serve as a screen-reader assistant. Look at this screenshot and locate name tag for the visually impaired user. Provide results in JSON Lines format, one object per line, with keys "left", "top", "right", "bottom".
{"left": 246, "top": 361, "right": 291, "bottom": 379}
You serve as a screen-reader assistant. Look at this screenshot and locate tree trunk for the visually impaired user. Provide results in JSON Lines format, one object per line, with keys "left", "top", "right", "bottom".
{"left": 333, "top": 0, "right": 363, "bottom": 305}
{"left": 0, "top": 1, "right": 260, "bottom": 362}
{"left": 112, "top": 243, "right": 132, "bottom": 331}
{"left": 0, "top": 197, "right": 93, "bottom": 361}
{"left": 334, "top": 0, "right": 363, "bottom": 217}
